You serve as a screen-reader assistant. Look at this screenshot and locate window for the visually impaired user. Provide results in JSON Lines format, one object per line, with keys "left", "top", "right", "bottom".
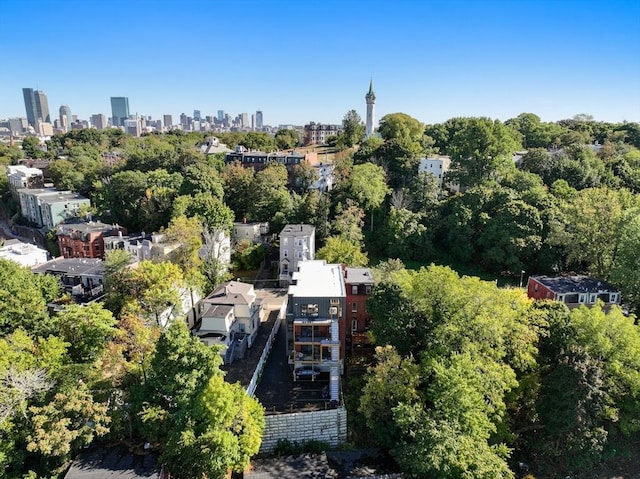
{"left": 351, "top": 302, "right": 357, "bottom": 313}
{"left": 610, "top": 293, "right": 618, "bottom": 303}
{"left": 301, "top": 304, "right": 307, "bottom": 316}
{"left": 329, "top": 306, "right": 338, "bottom": 315}
{"left": 557, "top": 294, "right": 565, "bottom": 302}
{"left": 351, "top": 285, "right": 358, "bottom": 295}
{"left": 365, "top": 285, "right": 372, "bottom": 295}
{"left": 351, "top": 319, "right": 357, "bottom": 334}
{"left": 283, "top": 250, "right": 288, "bottom": 257}
{"left": 282, "top": 263, "right": 288, "bottom": 273}
{"left": 579, "top": 294, "right": 586, "bottom": 304}
{"left": 295, "top": 251, "right": 304, "bottom": 259}
{"left": 589, "top": 294, "right": 597, "bottom": 303}
{"left": 308, "top": 304, "right": 319, "bottom": 317}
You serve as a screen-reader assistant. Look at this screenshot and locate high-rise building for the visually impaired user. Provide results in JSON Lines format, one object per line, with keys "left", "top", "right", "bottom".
{"left": 8, "top": 118, "right": 28, "bottom": 135}
{"left": 217, "top": 110, "right": 224, "bottom": 122}
{"left": 193, "top": 110, "right": 201, "bottom": 121}
{"left": 256, "top": 110, "right": 263, "bottom": 130}
{"left": 251, "top": 114, "right": 255, "bottom": 131}
{"left": 22, "top": 88, "right": 37, "bottom": 127}
{"left": 91, "top": 114, "right": 107, "bottom": 130}
{"left": 59, "top": 105, "right": 72, "bottom": 131}
{"left": 23, "top": 88, "right": 50, "bottom": 127}
{"left": 34, "top": 91, "right": 50, "bottom": 124}
{"left": 241, "top": 113, "right": 249, "bottom": 129}
{"left": 163, "top": 115, "right": 172, "bottom": 129}
{"left": 365, "top": 79, "right": 376, "bottom": 138}
{"left": 110, "top": 97, "right": 130, "bottom": 127}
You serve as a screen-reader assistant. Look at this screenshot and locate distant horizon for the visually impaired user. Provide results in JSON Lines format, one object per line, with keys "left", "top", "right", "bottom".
{"left": 2, "top": 0, "right": 639, "bottom": 126}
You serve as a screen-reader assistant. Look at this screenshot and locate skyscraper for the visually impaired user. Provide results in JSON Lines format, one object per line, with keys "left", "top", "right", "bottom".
{"left": 256, "top": 111, "right": 263, "bottom": 130}
{"left": 91, "top": 114, "right": 107, "bottom": 130}
{"left": 22, "top": 88, "right": 37, "bottom": 127}
{"left": 193, "top": 110, "right": 201, "bottom": 121}
{"left": 59, "top": 105, "right": 72, "bottom": 131}
{"left": 365, "top": 79, "right": 376, "bottom": 138}
{"left": 35, "top": 91, "right": 51, "bottom": 124}
{"left": 110, "top": 97, "right": 130, "bottom": 127}
{"left": 217, "top": 110, "right": 224, "bottom": 122}
{"left": 163, "top": 115, "right": 172, "bottom": 129}
{"left": 23, "top": 88, "right": 50, "bottom": 127}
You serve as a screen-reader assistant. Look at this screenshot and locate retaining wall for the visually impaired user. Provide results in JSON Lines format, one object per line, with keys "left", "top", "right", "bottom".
{"left": 259, "top": 407, "right": 347, "bottom": 453}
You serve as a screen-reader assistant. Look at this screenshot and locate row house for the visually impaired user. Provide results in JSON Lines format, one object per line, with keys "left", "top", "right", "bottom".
{"left": 0, "top": 238, "right": 49, "bottom": 267}
{"left": 279, "top": 224, "right": 315, "bottom": 286}
{"left": 232, "top": 221, "right": 269, "bottom": 246}
{"left": 193, "top": 281, "right": 262, "bottom": 364}
{"left": 6, "top": 165, "right": 44, "bottom": 193}
{"left": 303, "top": 122, "right": 343, "bottom": 145}
{"left": 32, "top": 257, "right": 105, "bottom": 300}
{"left": 527, "top": 275, "right": 621, "bottom": 310}
{"left": 56, "top": 221, "right": 126, "bottom": 259}
{"left": 103, "top": 232, "right": 180, "bottom": 262}
{"left": 344, "top": 266, "right": 375, "bottom": 349}
{"left": 286, "top": 260, "right": 346, "bottom": 402}
{"left": 17, "top": 188, "right": 90, "bottom": 230}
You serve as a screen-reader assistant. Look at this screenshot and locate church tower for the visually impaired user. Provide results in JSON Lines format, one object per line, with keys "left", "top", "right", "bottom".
{"left": 365, "top": 79, "right": 376, "bottom": 138}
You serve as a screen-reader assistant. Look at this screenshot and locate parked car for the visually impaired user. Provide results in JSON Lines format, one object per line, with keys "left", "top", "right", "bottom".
{"left": 294, "top": 365, "right": 321, "bottom": 381}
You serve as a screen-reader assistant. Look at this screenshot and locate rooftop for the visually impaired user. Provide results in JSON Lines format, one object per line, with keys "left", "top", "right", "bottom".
{"left": 57, "top": 221, "right": 121, "bottom": 235}
{"left": 344, "top": 267, "right": 375, "bottom": 285}
{"left": 205, "top": 280, "right": 256, "bottom": 306}
{"left": 63, "top": 446, "right": 160, "bottom": 479}
{"left": 32, "top": 257, "right": 104, "bottom": 276}
{"left": 200, "top": 303, "right": 234, "bottom": 319}
{"left": 280, "top": 224, "right": 315, "bottom": 237}
{"left": 531, "top": 275, "right": 620, "bottom": 294}
{"left": 290, "top": 260, "right": 345, "bottom": 298}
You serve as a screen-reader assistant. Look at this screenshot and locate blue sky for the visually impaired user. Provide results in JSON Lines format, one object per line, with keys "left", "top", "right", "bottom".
{"left": 1, "top": 0, "right": 639, "bottom": 126}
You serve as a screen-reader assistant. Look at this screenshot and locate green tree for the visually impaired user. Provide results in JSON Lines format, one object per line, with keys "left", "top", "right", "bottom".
{"left": 275, "top": 129, "right": 301, "bottom": 150}
{"left": 222, "top": 161, "right": 255, "bottom": 220}
{"left": 339, "top": 109, "right": 365, "bottom": 148}
{"left": 347, "top": 163, "right": 389, "bottom": 231}
{"left": 609, "top": 208, "right": 640, "bottom": 312}
{"left": 316, "top": 236, "right": 368, "bottom": 266}
{"left": 56, "top": 303, "right": 116, "bottom": 363}
{"left": 443, "top": 117, "right": 520, "bottom": 188}
{"left": 0, "top": 260, "right": 60, "bottom": 337}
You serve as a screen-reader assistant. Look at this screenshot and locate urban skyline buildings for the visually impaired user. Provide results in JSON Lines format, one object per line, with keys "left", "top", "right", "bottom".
{"left": 22, "top": 88, "right": 51, "bottom": 127}
{"left": 110, "top": 97, "right": 130, "bottom": 127}
{"left": 59, "top": 105, "right": 72, "bottom": 131}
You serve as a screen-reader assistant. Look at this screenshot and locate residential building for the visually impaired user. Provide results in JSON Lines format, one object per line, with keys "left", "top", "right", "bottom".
{"left": 303, "top": 122, "right": 343, "bottom": 145}
{"left": 17, "top": 188, "right": 90, "bottom": 230}
{"left": 418, "top": 155, "right": 452, "bottom": 190}
{"left": 344, "top": 266, "right": 375, "bottom": 349}
{"left": 232, "top": 221, "right": 269, "bottom": 246}
{"left": 286, "top": 260, "right": 346, "bottom": 401}
{"left": 91, "top": 114, "right": 107, "bottom": 130}
{"left": 194, "top": 281, "right": 263, "bottom": 364}
{"left": 199, "top": 136, "right": 233, "bottom": 156}
{"left": 6, "top": 165, "right": 44, "bottom": 192}
{"left": 0, "top": 239, "right": 49, "bottom": 267}
{"left": 110, "top": 97, "right": 130, "bottom": 127}
{"left": 279, "top": 224, "right": 315, "bottom": 286}
{"left": 103, "top": 231, "right": 179, "bottom": 262}
{"left": 32, "top": 257, "right": 105, "bottom": 299}
{"left": 365, "top": 79, "right": 376, "bottom": 138}
{"left": 527, "top": 275, "right": 622, "bottom": 310}
{"left": 56, "top": 221, "right": 125, "bottom": 259}
{"left": 59, "top": 105, "right": 72, "bottom": 131}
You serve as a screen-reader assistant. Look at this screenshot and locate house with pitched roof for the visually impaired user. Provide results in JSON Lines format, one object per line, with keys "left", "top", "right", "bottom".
{"left": 194, "top": 281, "right": 262, "bottom": 364}
{"left": 527, "top": 275, "right": 621, "bottom": 310}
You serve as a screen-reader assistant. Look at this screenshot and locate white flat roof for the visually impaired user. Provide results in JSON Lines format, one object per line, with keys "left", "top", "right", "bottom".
{"left": 289, "top": 260, "right": 345, "bottom": 298}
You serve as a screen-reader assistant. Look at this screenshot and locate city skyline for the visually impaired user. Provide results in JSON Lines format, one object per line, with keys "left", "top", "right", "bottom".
{"left": 1, "top": 0, "right": 639, "bottom": 126}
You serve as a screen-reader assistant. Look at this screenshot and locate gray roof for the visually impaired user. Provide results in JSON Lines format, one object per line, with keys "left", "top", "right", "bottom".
{"left": 280, "top": 224, "right": 315, "bottom": 236}
{"left": 205, "top": 280, "right": 255, "bottom": 306}
{"left": 32, "top": 257, "right": 104, "bottom": 276}
{"left": 201, "top": 303, "right": 234, "bottom": 319}
{"left": 64, "top": 447, "right": 160, "bottom": 479}
{"left": 246, "top": 453, "right": 339, "bottom": 479}
{"left": 57, "top": 221, "right": 119, "bottom": 235}
{"left": 345, "top": 267, "right": 375, "bottom": 285}
{"left": 531, "top": 275, "right": 620, "bottom": 294}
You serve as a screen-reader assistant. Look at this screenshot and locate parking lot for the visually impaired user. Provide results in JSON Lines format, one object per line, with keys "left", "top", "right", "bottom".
{"left": 255, "top": 318, "right": 333, "bottom": 414}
